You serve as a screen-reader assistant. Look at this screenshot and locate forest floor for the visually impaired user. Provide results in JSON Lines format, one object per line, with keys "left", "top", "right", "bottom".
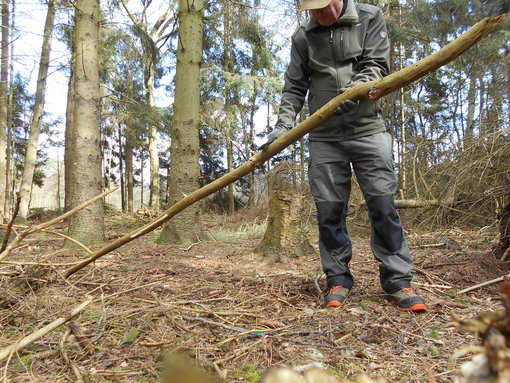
{"left": 1, "top": 207, "right": 509, "bottom": 383}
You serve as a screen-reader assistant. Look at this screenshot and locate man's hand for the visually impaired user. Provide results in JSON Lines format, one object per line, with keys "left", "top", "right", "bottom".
{"left": 259, "top": 122, "right": 291, "bottom": 150}
{"left": 336, "top": 87, "right": 359, "bottom": 115}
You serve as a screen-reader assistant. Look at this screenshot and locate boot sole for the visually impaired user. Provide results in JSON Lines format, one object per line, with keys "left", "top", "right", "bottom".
{"left": 389, "top": 301, "right": 427, "bottom": 312}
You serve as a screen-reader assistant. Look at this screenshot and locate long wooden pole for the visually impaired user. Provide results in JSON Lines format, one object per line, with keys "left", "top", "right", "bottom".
{"left": 64, "top": 14, "right": 507, "bottom": 278}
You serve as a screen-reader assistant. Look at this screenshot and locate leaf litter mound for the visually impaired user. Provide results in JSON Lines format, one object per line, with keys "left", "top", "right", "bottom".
{"left": 1, "top": 211, "right": 509, "bottom": 382}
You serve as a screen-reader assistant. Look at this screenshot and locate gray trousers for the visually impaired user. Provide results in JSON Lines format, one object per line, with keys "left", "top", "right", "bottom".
{"left": 308, "top": 132, "right": 413, "bottom": 294}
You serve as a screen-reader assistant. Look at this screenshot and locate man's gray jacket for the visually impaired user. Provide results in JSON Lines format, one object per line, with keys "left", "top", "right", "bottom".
{"left": 277, "top": 0, "right": 390, "bottom": 141}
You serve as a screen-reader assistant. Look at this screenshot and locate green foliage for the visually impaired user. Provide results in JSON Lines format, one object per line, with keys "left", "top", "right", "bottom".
{"left": 429, "top": 345, "right": 440, "bottom": 356}
{"left": 240, "top": 362, "right": 264, "bottom": 383}
{"left": 326, "top": 367, "right": 347, "bottom": 377}
{"left": 122, "top": 327, "right": 140, "bottom": 345}
{"left": 428, "top": 329, "right": 441, "bottom": 340}
{"left": 444, "top": 289, "right": 460, "bottom": 299}
{"left": 14, "top": 355, "right": 32, "bottom": 373}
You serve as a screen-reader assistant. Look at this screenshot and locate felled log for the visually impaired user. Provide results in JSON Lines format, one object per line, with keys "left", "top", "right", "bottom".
{"left": 356, "top": 198, "right": 456, "bottom": 211}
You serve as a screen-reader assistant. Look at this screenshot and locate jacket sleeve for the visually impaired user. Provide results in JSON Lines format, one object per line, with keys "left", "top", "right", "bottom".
{"left": 346, "top": 8, "right": 389, "bottom": 88}
{"left": 277, "top": 30, "right": 310, "bottom": 126}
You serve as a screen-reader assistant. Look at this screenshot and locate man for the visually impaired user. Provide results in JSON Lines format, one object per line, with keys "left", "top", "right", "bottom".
{"left": 262, "top": 0, "right": 426, "bottom": 311}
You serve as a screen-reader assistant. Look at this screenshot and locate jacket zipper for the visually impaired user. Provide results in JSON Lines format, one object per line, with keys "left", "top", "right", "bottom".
{"left": 330, "top": 28, "right": 345, "bottom": 91}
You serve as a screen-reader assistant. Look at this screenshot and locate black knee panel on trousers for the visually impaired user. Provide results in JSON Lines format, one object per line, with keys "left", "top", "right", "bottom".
{"left": 316, "top": 201, "right": 349, "bottom": 249}
{"left": 366, "top": 195, "right": 403, "bottom": 253}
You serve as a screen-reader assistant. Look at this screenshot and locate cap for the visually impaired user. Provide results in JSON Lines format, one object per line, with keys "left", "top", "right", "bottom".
{"left": 299, "top": 0, "right": 332, "bottom": 11}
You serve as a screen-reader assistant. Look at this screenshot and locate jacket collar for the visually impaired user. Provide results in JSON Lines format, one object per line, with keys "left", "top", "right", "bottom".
{"left": 304, "top": 0, "right": 359, "bottom": 31}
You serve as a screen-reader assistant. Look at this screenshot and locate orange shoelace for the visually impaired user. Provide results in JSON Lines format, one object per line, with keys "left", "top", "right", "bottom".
{"left": 330, "top": 285, "right": 344, "bottom": 293}
{"left": 402, "top": 287, "right": 414, "bottom": 295}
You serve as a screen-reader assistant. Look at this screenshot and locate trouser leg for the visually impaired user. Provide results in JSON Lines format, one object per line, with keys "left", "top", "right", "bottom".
{"left": 366, "top": 194, "right": 413, "bottom": 293}
{"left": 351, "top": 132, "right": 414, "bottom": 293}
{"left": 309, "top": 141, "right": 354, "bottom": 289}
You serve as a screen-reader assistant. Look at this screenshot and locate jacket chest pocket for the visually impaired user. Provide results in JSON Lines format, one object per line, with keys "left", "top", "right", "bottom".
{"left": 334, "top": 24, "right": 364, "bottom": 62}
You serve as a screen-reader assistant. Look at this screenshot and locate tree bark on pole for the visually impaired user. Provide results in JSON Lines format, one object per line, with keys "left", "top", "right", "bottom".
{"left": 64, "top": 14, "right": 507, "bottom": 279}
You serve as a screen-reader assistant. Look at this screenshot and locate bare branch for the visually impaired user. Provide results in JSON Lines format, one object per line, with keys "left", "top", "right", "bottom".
{"left": 0, "top": 193, "right": 21, "bottom": 253}
{"left": 0, "top": 188, "right": 117, "bottom": 262}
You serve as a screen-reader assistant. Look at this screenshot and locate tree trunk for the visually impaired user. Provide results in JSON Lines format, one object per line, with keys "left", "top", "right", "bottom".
{"left": 0, "top": 0, "right": 9, "bottom": 222}
{"left": 18, "top": 0, "right": 56, "bottom": 221}
{"left": 465, "top": 75, "right": 477, "bottom": 145}
{"left": 247, "top": 84, "right": 257, "bottom": 206}
{"left": 125, "top": 73, "right": 135, "bottom": 212}
{"left": 66, "top": 0, "right": 106, "bottom": 245}
{"left": 398, "top": 21, "right": 407, "bottom": 196}
{"left": 125, "top": 130, "right": 134, "bottom": 213}
{"left": 226, "top": 131, "right": 234, "bottom": 214}
{"left": 140, "top": 152, "right": 144, "bottom": 206}
{"left": 118, "top": 121, "right": 126, "bottom": 212}
{"left": 255, "top": 188, "right": 314, "bottom": 261}
{"left": 5, "top": 0, "right": 13, "bottom": 215}
{"left": 56, "top": 148, "right": 61, "bottom": 210}
{"left": 158, "top": 0, "right": 207, "bottom": 244}
{"left": 64, "top": 64, "right": 74, "bottom": 215}
{"left": 222, "top": 0, "right": 235, "bottom": 215}
{"left": 147, "top": 59, "right": 160, "bottom": 209}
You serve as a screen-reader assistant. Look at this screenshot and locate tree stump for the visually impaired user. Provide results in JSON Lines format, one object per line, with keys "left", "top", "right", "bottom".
{"left": 493, "top": 202, "right": 510, "bottom": 260}
{"left": 255, "top": 163, "right": 314, "bottom": 261}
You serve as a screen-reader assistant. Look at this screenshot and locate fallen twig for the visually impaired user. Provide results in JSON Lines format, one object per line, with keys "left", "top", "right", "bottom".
{"left": 150, "top": 292, "right": 197, "bottom": 335}
{"left": 412, "top": 282, "right": 453, "bottom": 290}
{"left": 459, "top": 273, "right": 510, "bottom": 294}
{"left": 60, "top": 330, "right": 85, "bottom": 383}
{"left": 180, "top": 314, "right": 353, "bottom": 352}
{"left": 0, "top": 297, "right": 94, "bottom": 362}
{"left": 410, "top": 243, "right": 448, "bottom": 249}
{"left": 501, "top": 247, "right": 510, "bottom": 262}
{"left": 67, "top": 321, "right": 96, "bottom": 354}
{"left": 372, "top": 323, "right": 444, "bottom": 346}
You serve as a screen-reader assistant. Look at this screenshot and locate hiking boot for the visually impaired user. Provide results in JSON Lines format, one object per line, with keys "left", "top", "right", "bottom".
{"left": 387, "top": 287, "right": 427, "bottom": 312}
{"left": 325, "top": 285, "right": 350, "bottom": 307}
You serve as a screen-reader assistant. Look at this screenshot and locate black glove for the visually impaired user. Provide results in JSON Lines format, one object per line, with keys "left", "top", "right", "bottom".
{"left": 336, "top": 87, "right": 358, "bottom": 115}
{"left": 259, "top": 122, "right": 291, "bottom": 150}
